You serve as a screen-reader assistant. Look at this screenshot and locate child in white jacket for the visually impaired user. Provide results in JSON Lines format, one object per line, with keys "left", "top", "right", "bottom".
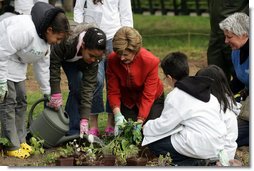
{"left": 142, "top": 52, "right": 228, "bottom": 166}
{"left": 0, "top": 2, "right": 69, "bottom": 159}
{"left": 196, "top": 65, "right": 240, "bottom": 161}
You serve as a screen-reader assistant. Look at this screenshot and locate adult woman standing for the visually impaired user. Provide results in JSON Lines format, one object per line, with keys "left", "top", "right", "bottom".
{"left": 0, "top": 2, "right": 69, "bottom": 159}
{"left": 106, "top": 26, "right": 164, "bottom": 135}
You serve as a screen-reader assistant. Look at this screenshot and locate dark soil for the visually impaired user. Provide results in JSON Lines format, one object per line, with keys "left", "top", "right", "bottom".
{"left": 0, "top": 146, "right": 249, "bottom": 166}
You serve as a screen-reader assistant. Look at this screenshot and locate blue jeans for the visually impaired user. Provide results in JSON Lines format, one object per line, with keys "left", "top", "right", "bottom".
{"left": 104, "top": 39, "right": 113, "bottom": 113}
{"left": 62, "top": 60, "right": 105, "bottom": 135}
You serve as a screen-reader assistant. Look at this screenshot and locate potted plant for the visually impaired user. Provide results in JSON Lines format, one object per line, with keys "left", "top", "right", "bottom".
{"left": 126, "top": 146, "right": 148, "bottom": 166}
{"left": 100, "top": 119, "right": 143, "bottom": 166}
{"left": 126, "top": 157, "right": 148, "bottom": 166}
{"left": 74, "top": 142, "right": 102, "bottom": 166}
{"left": 55, "top": 143, "right": 75, "bottom": 166}
{"left": 100, "top": 143, "right": 116, "bottom": 166}
{"left": 43, "top": 151, "right": 62, "bottom": 166}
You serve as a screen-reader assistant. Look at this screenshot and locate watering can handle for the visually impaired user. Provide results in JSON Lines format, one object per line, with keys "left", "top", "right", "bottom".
{"left": 27, "top": 97, "right": 47, "bottom": 128}
{"left": 27, "top": 97, "right": 69, "bottom": 128}
{"left": 58, "top": 107, "right": 69, "bottom": 125}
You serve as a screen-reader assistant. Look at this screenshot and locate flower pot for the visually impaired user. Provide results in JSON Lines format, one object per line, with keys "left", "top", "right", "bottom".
{"left": 56, "top": 157, "right": 74, "bottom": 166}
{"left": 101, "top": 155, "right": 116, "bottom": 166}
{"left": 126, "top": 157, "right": 148, "bottom": 166}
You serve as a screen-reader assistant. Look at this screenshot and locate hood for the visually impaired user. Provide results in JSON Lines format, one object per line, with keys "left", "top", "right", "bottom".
{"left": 175, "top": 76, "right": 214, "bottom": 102}
{"left": 31, "top": 2, "right": 64, "bottom": 41}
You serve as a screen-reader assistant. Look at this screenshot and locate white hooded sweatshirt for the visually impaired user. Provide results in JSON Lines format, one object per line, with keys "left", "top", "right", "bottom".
{"left": 0, "top": 14, "right": 50, "bottom": 94}
{"left": 14, "top": 0, "right": 49, "bottom": 15}
{"left": 74, "top": 0, "right": 133, "bottom": 40}
{"left": 142, "top": 76, "right": 228, "bottom": 160}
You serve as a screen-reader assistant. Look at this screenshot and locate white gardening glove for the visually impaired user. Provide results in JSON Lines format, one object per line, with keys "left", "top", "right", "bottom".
{"left": 218, "top": 149, "right": 230, "bottom": 166}
{"left": 0, "top": 81, "right": 8, "bottom": 103}
{"left": 114, "top": 112, "right": 126, "bottom": 136}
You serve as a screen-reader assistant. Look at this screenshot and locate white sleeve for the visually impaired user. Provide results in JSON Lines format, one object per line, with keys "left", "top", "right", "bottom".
{"left": 0, "top": 22, "right": 31, "bottom": 82}
{"left": 143, "top": 92, "right": 183, "bottom": 136}
{"left": 119, "top": 0, "right": 133, "bottom": 27}
{"left": 32, "top": 49, "right": 51, "bottom": 95}
{"left": 223, "top": 111, "right": 238, "bottom": 160}
{"left": 74, "top": 0, "right": 86, "bottom": 23}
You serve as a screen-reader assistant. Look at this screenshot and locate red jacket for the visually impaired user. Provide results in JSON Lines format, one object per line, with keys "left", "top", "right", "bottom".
{"left": 106, "top": 48, "right": 164, "bottom": 121}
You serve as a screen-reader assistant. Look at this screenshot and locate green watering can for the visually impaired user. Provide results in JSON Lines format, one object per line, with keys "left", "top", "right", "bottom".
{"left": 28, "top": 97, "right": 79, "bottom": 148}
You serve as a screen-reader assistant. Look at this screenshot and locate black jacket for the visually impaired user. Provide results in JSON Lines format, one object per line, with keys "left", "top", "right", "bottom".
{"left": 175, "top": 76, "right": 214, "bottom": 102}
{"left": 50, "top": 24, "right": 98, "bottom": 117}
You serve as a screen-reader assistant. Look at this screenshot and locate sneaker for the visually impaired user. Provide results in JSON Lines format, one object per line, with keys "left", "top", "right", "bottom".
{"left": 88, "top": 128, "right": 100, "bottom": 137}
{"left": 104, "top": 126, "right": 114, "bottom": 136}
{"left": 20, "top": 142, "right": 33, "bottom": 154}
{"left": 6, "top": 148, "right": 30, "bottom": 159}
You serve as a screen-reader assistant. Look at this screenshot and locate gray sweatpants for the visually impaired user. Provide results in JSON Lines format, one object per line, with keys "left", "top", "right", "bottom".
{"left": 0, "top": 80, "right": 27, "bottom": 150}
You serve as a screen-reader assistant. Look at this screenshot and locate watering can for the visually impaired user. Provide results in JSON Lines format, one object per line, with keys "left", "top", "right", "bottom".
{"left": 28, "top": 97, "right": 79, "bottom": 148}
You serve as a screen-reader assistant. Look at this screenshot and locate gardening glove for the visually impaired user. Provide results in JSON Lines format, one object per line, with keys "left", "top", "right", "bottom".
{"left": 218, "top": 149, "right": 229, "bottom": 166}
{"left": 47, "top": 93, "right": 62, "bottom": 110}
{"left": 114, "top": 112, "right": 126, "bottom": 136}
{"left": 134, "top": 122, "right": 142, "bottom": 132}
{"left": 80, "top": 118, "right": 89, "bottom": 138}
{"left": 0, "top": 81, "right": 8, "bottom": 103}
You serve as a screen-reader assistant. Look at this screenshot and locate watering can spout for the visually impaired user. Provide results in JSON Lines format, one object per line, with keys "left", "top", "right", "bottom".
{"left": 57, "top": 134, "right": 80, "bottom": 145}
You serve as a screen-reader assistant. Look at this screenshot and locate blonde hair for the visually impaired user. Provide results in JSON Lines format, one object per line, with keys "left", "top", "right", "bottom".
{"left": 112, "top": 26, "right": 142, "bottom": 54}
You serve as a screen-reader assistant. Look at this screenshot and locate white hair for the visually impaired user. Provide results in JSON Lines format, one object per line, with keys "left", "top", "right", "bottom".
{"left": 219, "top": 12, "right": 249, "bottom": 37}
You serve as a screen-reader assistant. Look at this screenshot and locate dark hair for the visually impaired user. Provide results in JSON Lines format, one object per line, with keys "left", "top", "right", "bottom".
{"left": 93, "top": 0, "right": 103, "bottom": 4}
{"left": 83, "top": 27, "right": 106, "bottom": 51}
{"left": 160, "top": 52, "right": 189, "bottom": 81}
{"left": 49, "top": 12, "right": 70, "bottom": 35}
{"left": 31, "top": 2, "right": 70, "bottom": 40}
{"left": 196, "top": 65, "right": 237, "bottom": 112}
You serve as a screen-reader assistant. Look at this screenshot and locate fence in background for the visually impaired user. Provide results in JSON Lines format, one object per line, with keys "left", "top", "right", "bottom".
{"left": 131, "top": 0, "right": 208, "bottom": 16}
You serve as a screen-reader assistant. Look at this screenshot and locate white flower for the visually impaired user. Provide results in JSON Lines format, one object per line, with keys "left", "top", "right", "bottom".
{"left": 88, "top": 134, "right": 94, "bottom": 143}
